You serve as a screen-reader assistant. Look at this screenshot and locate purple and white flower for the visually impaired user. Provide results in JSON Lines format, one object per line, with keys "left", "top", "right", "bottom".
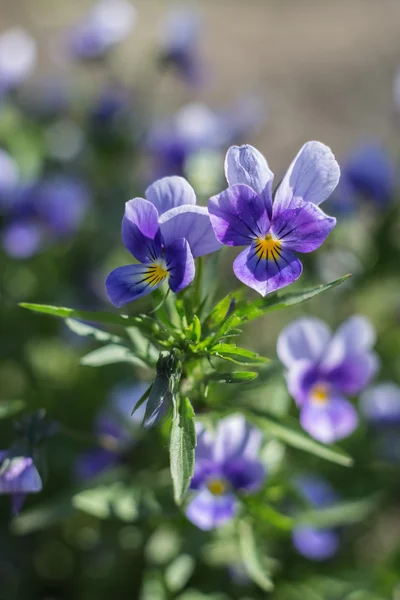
{"left": 277, "top": 316, "right": 379, "bottom": 443}
{"left": 106, "top": 175, "right": 220, "bottom": 306}
{"left": 208, "top": 142, "right": 339, "bottom": 295}
{"left": 292, "top": 475, "right": 340, "bottom": 561}
{"left": 0, "top": 451, "right": 42, "bottom": 514}
{"left": 186, "top": 414, "right": 265, "bottom": 531}
{"left": 0, "top": 28, "right": 37, "bottom": 97}
{"left": 360, "top": 383, "right": 400, "bottom": 427}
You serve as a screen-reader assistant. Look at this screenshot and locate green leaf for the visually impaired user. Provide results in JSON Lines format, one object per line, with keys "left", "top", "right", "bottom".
{"left": 191, "top": 315, "right": 202, "bottom": 343}
{"left": 239, "top": 519, "right": 274, "bottom": 592}
{"left": 0, "top": 399, "right": 25, "bottom": 419}
{"left": 72, "top": 482, "right": 139, "bottom": 521}
{"left": 207, "top": 371, "right": 259, "bottom": 384}
{"left": 80, "top": 344, "right": 150, "bottom": 369}
{"left": 132, "top": 384, "right": 153, "bottom": 416}
{"left": 65, "top": 319, "right": 123, "bottom": 343}
{"left": 203, "top": 289, "right": 246, "bottom": 331}
{"left": 296, "top": 496, "right": 378, "bottom": 528}
{"left": 170, "top": 397, "right": 196, "bottom": 505}
{"left": 165, "top": 554, "right": 196, "bottom": 594}
{"left": 234, "top": 275, "right": 351, "bottom": 324}
{"left": 210, "top": 343, "right": 269, "bottom": 366}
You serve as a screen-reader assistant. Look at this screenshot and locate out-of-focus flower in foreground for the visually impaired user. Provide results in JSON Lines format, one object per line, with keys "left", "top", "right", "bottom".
{"left": 186, "top": 414, "right": 265, "bottom": 531}
{"left": 76, "top": 384, "right": 148, "bottom": 480}
{"left": 360, "top": 382, "right": 400, "bottom": 426}
{"left": 277, "top": 316, "right": 379, "bottom": 443}
{"left": 0, "top": 28, "right": 37, "bottom": 97}
{"left": 67, "top": 0, "right": 136, "bottom": 60}
{"left": 0, "top": 451, "right": 42, "bottom": 514}
{"left": 106, "top": 175, "right": 220, "bottom": 306}
{"left": 208, "top": 142, "right": 339, "bottom": 295}
{"left": 292, "top": 475, "right": 340, "bottom": 561}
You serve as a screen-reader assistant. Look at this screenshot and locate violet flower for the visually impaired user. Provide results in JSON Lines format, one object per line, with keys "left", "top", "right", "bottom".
{"left": 292, "top": 475, "right": 340, "bottom": 561}
{"left": 0, "top": 28, "right": 37, "bottom": 98}
{"left": 67, "top": 0, "right": 136, "bottom": 60}
{"left": 0, "top": 451, "right": 42, "bottom": 514}
{"left": 360, "top": 383, "right": 400, "bottom": 427}
{"left": 208, "top": 143, "right": 339, "bottom": 295}
{"left": 277, "top": 316, "right": 379, "bottom": 443}
{"left": 106, "top": 175, "right": 220, "bottom": 306}
{"left": 186, "top": 415, "right": 265, "bottom": 531}
{"left": 76, "top": 384, "right": 148, "bottom": 480}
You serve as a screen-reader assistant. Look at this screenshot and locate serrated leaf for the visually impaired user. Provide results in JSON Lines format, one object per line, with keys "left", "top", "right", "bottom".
{"left": 207, "top": 371, "right": 259, "bottom": 383}
{"left": 0, "top": 399, "right": 25, "bottom": 419}
{"left": 210, "top": 343, "right": 269, "bottom": 365}
{"left": 170, "top": 397, "right": 196, "bottom": 505}
{"left": 65, "top": 319, "right": 123, "bottom": 343}
{"left": 80, "top": 344, "right": 150, "bottom": 369}
{"left": 239, "top": 519, "right": 274, "bottom": 592}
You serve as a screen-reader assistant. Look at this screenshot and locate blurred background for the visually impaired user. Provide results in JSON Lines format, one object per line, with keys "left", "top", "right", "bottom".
{"left": 1, "top": 1, "right": 400, "bottom": 599}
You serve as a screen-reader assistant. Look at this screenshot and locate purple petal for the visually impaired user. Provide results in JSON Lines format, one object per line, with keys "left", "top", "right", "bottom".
{"left": 233, "top": 243, "right": 302, "bottom": 296}
{"left": 190, "top": 460, "right": 220, "bottom": 490}
{"left": 213, "top": 414, "right": 262, "bottom": 463}
{"left": 145, "top": 176, "right": 196, "bottom": 215}
{"left": 0, "top": 456, "right": 42, "bottom": 495}
{"left": 224, "top": 145, "right": 273, "bottom": 216}
{"left": 322, "top": 316, "right": 376, "bottom": 370}
{"left": 273, "top": 142, "right": 340, "bottom": 214}
{"left": 326, "top": 352, "right": 379, "bottom": 396}
{"left": 122, "top": 198, "right": 162, "bottom": 263}
{"left": 360, "top": 383, "right": 400, "bottom": 426}
{"left": 208, "top": 184, "right": 269, "bottom": 246}
{"left": 195, "top": 423, "right": 214, "bottom": 461}
{"left": 11, "top": 493, "right": 27, "bottom": 515}
{"left": 223, "top": 457, "right": 265, "bottom": 493}
{"left": 294, "top": 475, "right": 338, "bottom": 507}
{"left": 293, "top": 527, "right": 339, "bottom": 561}
{"left": 75, "top": 448, "right": 119, "bottom": 481}
{"left": 277, "top": 318, "right": 331, "bottom": 368}
{"left": 2, "top": 221, "right": 43, "bottom": 259}
{"left": 105, "top": 263, "right": 167, "bottom": 307}
{"left": 164, "top": 238, "right": 195, "bottom": 292}
{"left": 300, "top": 395, "right": 358, "bottom": 443}
{"left": 271, "top": 200, "right": 336, "bottom": 253}
{"left": 285, "top": 360, "right": 319, "bottom": 406}
{"left": 159, "top": 205, "right": 221, "bottom": 258}
{"left": 185, "top": 488, "right": 237, "bottom": 530}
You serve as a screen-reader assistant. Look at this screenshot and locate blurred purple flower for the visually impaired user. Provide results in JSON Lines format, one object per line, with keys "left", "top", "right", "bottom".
{"left": 1, "top": 175, "right": 90, "bottom": 259}
{"left": 75, "top": 383, "right": 148, "bottom": 480}
{"left": 0, "top": 28, "right": 37, "bottom": 97}
{"left": 292, "top": 475, "right": 340, "bottom": 561}
{"left": 331, "top": 143, "right": 396, "bottom": 214}
{"left": 159, "top": 7, "right": 203, "bottom": 86}
{"left": 277, "top": 316, "right": 379, "bottom": 443}
{"left": 90, "top": 85, "right": 131, "bottom": 125}
{"left": 186, "top": 414, "right": 265, "bottom": 531}
{"left": 208, "top": 143, "right": 339, "bottom": 296}
{"left": 0, "top": 451, "right": 42, "bottom": 515}
{"left": 360, "top": 382, "right": 400, "bottom": 426}
{"left": 0, "top": 149, "right": 20, "bottom": 204}
{"left": 106, "top": 175, "right": 220, "bottom": 306}
{"left": 67, "top": 0, "right": 136, "bottom": 60}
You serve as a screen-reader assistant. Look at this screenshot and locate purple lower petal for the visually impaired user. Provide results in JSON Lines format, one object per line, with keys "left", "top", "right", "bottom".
{"left": 122, "top": 198, "right": 162, "bottom": 263}
{"left": 233, "top": 243, "right": 303, "bottom": 296}
{"left": 271, "top": 200, "right": 336, "bottom": 253}
{"left": 292, "top": 526, "right": 339, "bottom": 561}
{"left": 208, "top": 184, "right": 269, "bottom": 246}
{"left": 164, "top": 238, "right": 195, "bottom": 292}
{"left": 300, "top": 395, "right": 359, "bottom": 443}
{"left": 185, "top": 488, "right": 238, "bottom": 530}
{"left": 160, "top": 206, "right": 220, "bottom": 258}
{"left": 223, "top": 457, "right": 265, "bottom": 493}
{"left": 105, "top": 262, "right": 167, "bottom": 307}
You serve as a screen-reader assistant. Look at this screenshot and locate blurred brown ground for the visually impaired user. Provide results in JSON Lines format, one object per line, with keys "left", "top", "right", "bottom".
{"left": 1, "top": 0, "right": 400, "bottom": 171}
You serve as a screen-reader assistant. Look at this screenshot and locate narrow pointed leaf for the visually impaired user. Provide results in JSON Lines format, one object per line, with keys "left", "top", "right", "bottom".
{"left": 210, "top": 344, "right": 269, "bottom": 365}
{"left": 80, "top": 344, "right": 150, "bottom": 369}
{"left": 239, "top": 519, "right": 274, "bottom": 592}
{"left": 170, "top": 397, "right": 196, "bottom": 505}
{"left": 207, "top": 371, "right": 259, "bottom": 383}
{"left": 65, "top": 319, "right": 124, "bottom": 343}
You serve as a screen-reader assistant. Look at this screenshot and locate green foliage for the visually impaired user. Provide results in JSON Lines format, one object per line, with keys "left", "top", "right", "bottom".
{"left": 170, "top": 397, "right": 197, "bottom": 505}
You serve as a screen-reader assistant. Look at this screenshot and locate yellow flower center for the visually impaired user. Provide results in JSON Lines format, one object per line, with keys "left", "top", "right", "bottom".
{"left": 144, "top": 262, "right": 168, "bottom": 287}
{"left": 207, "top": 478, "right": 227, "bottom": 496}
{"left": 254, "top": 234, "right": 281, "bottom": 261}
{"left": 311, "top": 383, "right": 330, "bottom": 405}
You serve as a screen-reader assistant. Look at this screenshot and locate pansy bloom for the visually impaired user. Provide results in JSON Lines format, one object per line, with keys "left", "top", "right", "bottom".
{"left": 208, "top": 142, "right": 339, "bottom": 295}
{"left": 186, "top": 414, "right": 265, "bottom": 531}
{"left": 0, "top": 28, "right": 37, "bottom": 98}
{"left": 360, "top": 383, "right": 400, "bottom": 461}
{"left": 0, "top": 451, "right": 42, "bottom": 514}
{"left": 277, "top": 316, "right": 379, "bottom": 443}
{"left": 106, "top": 175, "right": 220, "bottom": 306}
{"left": 292, "top": 475, "right": 340, "bottom": 561}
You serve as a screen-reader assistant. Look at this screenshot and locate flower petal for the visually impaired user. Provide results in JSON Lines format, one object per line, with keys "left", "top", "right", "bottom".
{"left": 285, "top": 359, "right": 319, "bottom": 406}
{"left": 224, "top": 144, "right": 273, "bottom": 216}
{"left": 75, "top": 449, "right": 119, "bottom": 481}
{"left": 208, "top": 184, "right": 269, "bottom": 246}
{"left": 213, "top": 414, "right": 263, "bottom": 463}
{"left": 0, "top": 456, "right": 42, "bottom": 495}
{"left": 233, "top": 243, "right": 302, "bottom": 296}
{"left": 273, "top": 141, "right": 340, "bottom": 214}
{"left": 164, "top": 237, "right": 195, "bottom": 292}
{"left": 277, "top": 318, "right": 331, "bottom": 368}
{"left": 159, "top": 205, "right": 220, "bottom": 258}
{"left": 223, "top": 457, "right": 265, "bottom": 493}
{"left": 320, "top": 315, "right": 377, "bottom": 373}
{"left": 105, "top": 263, "right": 167, "bottom": 307}
{"left": 271, "top": 200, "right": 336, "bottom": 253}
{"left": 300, "top": 395, "right": 358, "bottom": 444}
{"left": 326, "top": 352, "right": 379, "bottom": 396}
{"left": 122, "top": 198, "right": 162, "bottom": 262}
{"left": 145, "top": 175, "right": 196, "bottom": 215}
{"left": 360, "top": 382, "right": 400, "bottom": 426}
{"left": 294, "top": 475, "right": 338, "bottom": 507}
{"left": 292, "top": 527, "right": 339, "bottom": 561}
{"left": 185, "top": 488, "right": 237, "bottom": 530}
{"left": 2, "top": 221, "right": 43, "bottom": 259}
